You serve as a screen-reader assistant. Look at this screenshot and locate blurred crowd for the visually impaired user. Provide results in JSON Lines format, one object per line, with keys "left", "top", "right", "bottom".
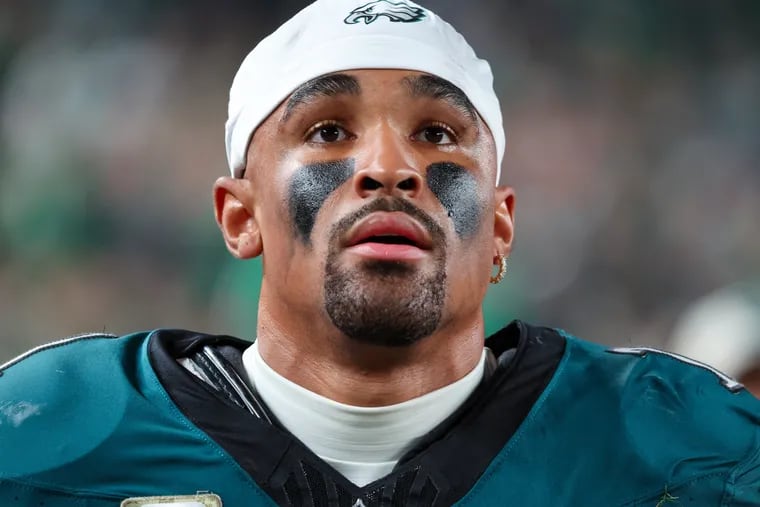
{"left": 1, "top": 1, "right": 759, "bottom": 372}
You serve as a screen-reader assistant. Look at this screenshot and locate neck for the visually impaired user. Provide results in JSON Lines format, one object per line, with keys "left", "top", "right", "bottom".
{"left": 242, "top": 341, "right": 487, "bottom": 486}
{"left": 255, "top": 299, "right": 485, "bottom": 406}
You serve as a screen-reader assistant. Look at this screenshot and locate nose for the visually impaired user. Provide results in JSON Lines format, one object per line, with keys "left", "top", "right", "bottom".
{"left": 352, "top": 128, "right": 423, "bottom": 199}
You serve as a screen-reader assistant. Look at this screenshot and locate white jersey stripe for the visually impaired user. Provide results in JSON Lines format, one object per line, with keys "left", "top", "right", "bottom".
{"left": 0, "top": 333, "right": 117, "bottom": 372}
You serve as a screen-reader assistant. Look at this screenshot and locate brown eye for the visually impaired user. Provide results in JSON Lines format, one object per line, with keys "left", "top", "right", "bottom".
{"left": 415, "top": 124, "right": 456, "bottom": 145}
{"left": 306, "top": 123, "right": 349, "bottom": 143}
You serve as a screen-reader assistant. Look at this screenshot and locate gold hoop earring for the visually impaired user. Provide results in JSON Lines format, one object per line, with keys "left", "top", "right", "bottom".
{"left": 490, "top": 255, "right": 508, "bottom": 284}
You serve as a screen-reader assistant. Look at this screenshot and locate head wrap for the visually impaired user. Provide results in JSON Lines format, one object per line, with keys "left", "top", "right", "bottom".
{"left": 225, "top": 0, "right": 504, "bottom": 182}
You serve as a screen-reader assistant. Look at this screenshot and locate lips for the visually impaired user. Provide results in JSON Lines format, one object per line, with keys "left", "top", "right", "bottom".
{"left": 344, "top": 212, "right": 433, "bottom": 251}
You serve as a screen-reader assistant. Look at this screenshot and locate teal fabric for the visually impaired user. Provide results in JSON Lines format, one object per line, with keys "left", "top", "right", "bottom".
{"left": 456, "top": 333, "right": 760, "bottom": 506}
{"left": 1, "top": 329, "right": 758, "bottom": 506}
{"left": 0, "top": 332, "right": 277, "bottom": 506}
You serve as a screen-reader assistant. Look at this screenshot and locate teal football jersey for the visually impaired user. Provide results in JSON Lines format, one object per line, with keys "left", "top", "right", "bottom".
{"left": 0, "top": 322, "right": 758, "bottom": 506}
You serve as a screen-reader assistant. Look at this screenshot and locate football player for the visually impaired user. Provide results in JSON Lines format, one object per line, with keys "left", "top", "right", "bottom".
{"left": 1, "top": 1, "right": 759, "bottom": 505}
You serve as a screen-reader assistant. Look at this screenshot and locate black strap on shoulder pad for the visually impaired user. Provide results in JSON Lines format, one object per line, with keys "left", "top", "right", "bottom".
{"left": 184, "top": 345, "right": 273, "bottom": 423}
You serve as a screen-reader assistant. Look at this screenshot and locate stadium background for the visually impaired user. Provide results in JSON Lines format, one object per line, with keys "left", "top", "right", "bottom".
{"left": 1, "top": 1, "right": 759, "bottom": 362}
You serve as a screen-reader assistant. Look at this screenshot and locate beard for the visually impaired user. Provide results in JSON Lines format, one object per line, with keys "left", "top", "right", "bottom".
{"left": 323, "top": 198, "right": 447, "bottom": 347}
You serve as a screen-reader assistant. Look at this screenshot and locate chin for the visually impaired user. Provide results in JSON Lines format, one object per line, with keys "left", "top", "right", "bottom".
{"left": 323, "top": 264, "right": 446, "bottom": 348}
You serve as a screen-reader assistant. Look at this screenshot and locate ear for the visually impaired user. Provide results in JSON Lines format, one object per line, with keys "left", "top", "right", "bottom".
{"left": 493, "top": 185, "right": 515, "bottom": 260}
{"left": 213, "top": 176, "right": 263, "bottom": 259}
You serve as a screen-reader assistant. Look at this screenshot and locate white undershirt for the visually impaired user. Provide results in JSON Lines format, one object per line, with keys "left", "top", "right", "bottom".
{"left": 242, "top": 342, "right": 486, "bottom": 487}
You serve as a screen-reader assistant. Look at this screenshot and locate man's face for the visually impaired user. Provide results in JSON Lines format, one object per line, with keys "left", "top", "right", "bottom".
{"left": 216, "top": 69, "right": 514, "bottom": 346}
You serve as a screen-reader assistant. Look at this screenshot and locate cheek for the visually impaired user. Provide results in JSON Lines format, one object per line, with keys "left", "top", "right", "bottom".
{"left": 288, "top": 159, "right": 355, "bottom": 243}
{"left": 426, "top": 162, "right": 486, "bottom": 238}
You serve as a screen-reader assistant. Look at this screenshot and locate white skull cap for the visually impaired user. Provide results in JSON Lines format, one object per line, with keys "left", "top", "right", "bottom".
{"left": 225, "top": 0, "right": 505, "bottom": 183}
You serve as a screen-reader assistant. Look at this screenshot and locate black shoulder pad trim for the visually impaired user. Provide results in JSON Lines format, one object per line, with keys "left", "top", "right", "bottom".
{"left": 149, "top": 322, "right": 566, "bottom": 507}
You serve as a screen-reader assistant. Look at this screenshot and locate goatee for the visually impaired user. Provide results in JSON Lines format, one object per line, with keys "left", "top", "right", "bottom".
{"left": 323, "top": 198, "right": 447, "bottom": 347}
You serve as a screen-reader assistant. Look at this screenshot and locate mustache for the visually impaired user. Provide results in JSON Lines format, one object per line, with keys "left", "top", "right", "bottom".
{"left": 329, "top": 197, "right": 446, "bottom": 246}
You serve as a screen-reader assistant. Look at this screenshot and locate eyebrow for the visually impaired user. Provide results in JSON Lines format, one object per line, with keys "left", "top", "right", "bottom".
{"left": 282, "top": 73, "right": 360, "bottom": 122}
{"left": 402, "top": 74, "right": 478, "bottom": 123}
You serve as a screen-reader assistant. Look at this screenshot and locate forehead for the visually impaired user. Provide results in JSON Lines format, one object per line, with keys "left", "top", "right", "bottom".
{"left": 280, "top": 69, "right": 478, "bottom": 121}
{"left": 244, "top": 68, "right": 497, "bottom": 179}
